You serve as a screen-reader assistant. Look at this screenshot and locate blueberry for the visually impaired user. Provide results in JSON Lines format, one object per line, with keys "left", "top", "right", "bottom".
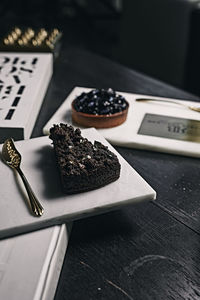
{"left": 109, "top": 106, "right": 114, "bottom": 113}
{"left": 89, "top": 89, "right": 98, "bottom": 97}
{"left": 107, "top": 88, "right": 114, "bottom": 94}
{"left": 79, "top": 97, "right": 86, "bottom": 104}
{"left": 95, "top": 96, "right": 100, "bottom": 103}
{"left": 88, "top": 101, "right": 95, "bottom": 108}
{"left": 74, "top": 88, "right": 128, "bottom": 115}
{"left": 103, "top": 101, "right": 110, "bottom": 106}
{"left": 93, "top": 95, "right": 98, "bottom": 100}
{"left": 108, "top": 96, "right": 114, "bottom": 103}
{"left": 77, "top": 92, "right": 86, "bottom": 100}
{"left": 101, "top": 107, "right": 110, "bottom": 114}
{"left": 93, "top": 89, "right": 99, "bottom": 94}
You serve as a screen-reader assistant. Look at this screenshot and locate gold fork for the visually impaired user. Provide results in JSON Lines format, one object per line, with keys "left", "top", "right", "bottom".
{"left": 136, "top": 98, "right": 200, "bottom": 113}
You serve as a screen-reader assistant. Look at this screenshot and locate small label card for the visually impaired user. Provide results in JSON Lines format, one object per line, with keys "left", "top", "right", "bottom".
{"left": 0, "top": 52, "right": 53, "bottom": 142}
{"left": 138, "top": 113, "right": 200, "bottom": 143}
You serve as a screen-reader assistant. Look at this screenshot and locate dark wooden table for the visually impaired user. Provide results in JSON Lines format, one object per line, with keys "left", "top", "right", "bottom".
{"left": 33, "top": 42, "right": 200, "bottom": 300}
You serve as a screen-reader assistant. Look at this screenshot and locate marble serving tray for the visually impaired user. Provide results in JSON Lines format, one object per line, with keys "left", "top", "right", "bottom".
{"left": 43, "top": 86, "right": 200, "bottom": 157}
{"left": 0, "top": 128, "right": 156, "bottom": 239}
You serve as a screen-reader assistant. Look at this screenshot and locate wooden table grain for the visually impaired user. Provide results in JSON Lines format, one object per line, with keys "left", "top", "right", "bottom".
{"left": 32, "top": 43, "right": 200, "bottom": 300}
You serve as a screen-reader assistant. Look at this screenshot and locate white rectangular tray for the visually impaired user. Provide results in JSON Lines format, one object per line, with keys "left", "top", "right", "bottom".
{"left": 43, "top": 86, "right": 200, "bottom": 157}
{"left": 0, "top": 128, "right": 156, "bottom": 239}
{"left": 0, "top": 224, "right": 70, "bottom": 300}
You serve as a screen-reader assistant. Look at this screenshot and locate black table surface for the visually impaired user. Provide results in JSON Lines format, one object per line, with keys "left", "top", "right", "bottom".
{"left": 33, "top": 43, "right": 200, "bottom": 300}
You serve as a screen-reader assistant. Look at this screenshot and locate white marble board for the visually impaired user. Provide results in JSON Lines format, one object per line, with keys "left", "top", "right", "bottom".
{"left": 0, "top": 128, "right": 156, "bottom": 239}
{"left": 43, "top": 86, "right": 200, "bottom": 157}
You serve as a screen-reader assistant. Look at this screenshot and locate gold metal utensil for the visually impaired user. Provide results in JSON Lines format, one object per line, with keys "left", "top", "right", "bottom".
{"left": 2, "top": 138, "right": 44, "bottom": 216}
{"left": 136, "top": 98, "right": 200, "bottom": 113}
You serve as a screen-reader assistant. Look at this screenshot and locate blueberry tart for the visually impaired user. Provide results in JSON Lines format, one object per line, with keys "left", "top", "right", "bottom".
{"left": 71, "top": 88, "right": 129, "bottom": 128}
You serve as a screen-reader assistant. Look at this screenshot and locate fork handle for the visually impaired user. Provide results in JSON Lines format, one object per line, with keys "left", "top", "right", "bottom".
{"left": 136, "top": 98, "right": 185, "bottom": 106}
{"left": 16, "top": 167, "right": 44, "bottom": 216}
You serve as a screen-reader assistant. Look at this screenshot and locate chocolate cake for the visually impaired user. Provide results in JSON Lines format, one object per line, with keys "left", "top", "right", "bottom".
{"left": 49, "top": 124, "right": 121, "bottom": 194}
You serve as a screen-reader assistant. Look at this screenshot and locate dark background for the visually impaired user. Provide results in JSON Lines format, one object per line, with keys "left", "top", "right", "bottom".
{"left": 0, "top": 0, "right": 200, "bottom": 95}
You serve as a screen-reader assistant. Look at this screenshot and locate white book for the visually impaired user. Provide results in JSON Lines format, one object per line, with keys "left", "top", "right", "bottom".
{"left": 0, "top": 52, "right": 70, "bottom": 299}
{"left": 0, "top": 52, "right": 53, "bottom": 142}
{"left": 0, "top": 224, "right": 71, "bottom": 300}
